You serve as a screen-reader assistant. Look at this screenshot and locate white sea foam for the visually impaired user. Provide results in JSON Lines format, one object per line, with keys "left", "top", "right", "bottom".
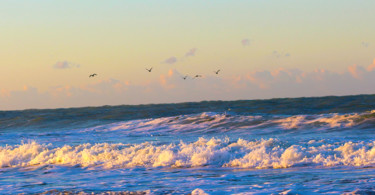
{"left": 1, "top": 138, "right": 375, "bottom": 169}
{"left": 191, "top": 188, "right": 209, "bottom": 195}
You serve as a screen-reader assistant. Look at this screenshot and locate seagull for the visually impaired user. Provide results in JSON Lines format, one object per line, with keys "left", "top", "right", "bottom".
{"left": 182, "top": 75, "right": 189, "bottom": 80}
{"left": 194, "top": 75, "right": 202, "bottom": 78}
{"left": 89, "top": 73, "right": 97, "bottom": 78}
{"left": 146, "top": 67, "right": 153, "bottom": 72}
{"left": 214, "top": 69, "right": 220, "bottom": 74}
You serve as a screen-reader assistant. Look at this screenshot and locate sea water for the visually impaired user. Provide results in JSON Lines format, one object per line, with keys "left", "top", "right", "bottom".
{"left": 1, "top": 95, "right": 375, "bottom": 194}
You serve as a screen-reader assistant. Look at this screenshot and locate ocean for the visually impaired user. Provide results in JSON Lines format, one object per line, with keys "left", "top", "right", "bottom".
{"left": 1, "top": 94, "right": 375, "bottom": 194}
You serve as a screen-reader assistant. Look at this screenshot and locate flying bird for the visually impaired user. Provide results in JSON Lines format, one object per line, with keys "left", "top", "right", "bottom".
{"left": 214, "top": 69, "right": 220, "bottom": 74}
{"left": 89, "top": 73, "right": 97, "bottom": 78}
{"left": 194, "top": 75, "right": 202, "bottom": 78}
{"left": 182, "top": 75, "right": 189, "bottom": 80}
{"left": 146, "top": 67, "right": 153, "bottom": 72}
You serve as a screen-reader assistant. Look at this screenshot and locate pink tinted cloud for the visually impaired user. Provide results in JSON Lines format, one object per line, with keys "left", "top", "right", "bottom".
{"left": 2, "top": 63, "right": 375, "bottom": 110}
{"left": 159, "top": 70, "right": 176, "bottom": 89}
{"left": 367, "top": 59, "right": 375, "bottom": 71}
{"left": 0, "top": 89, "right": 10, "bottom": 98}
{"left": 241, "top": 39, "right": 251, "bottom": 46}
{"left": 348, "top": 64, "right": 365, "bottom": 79}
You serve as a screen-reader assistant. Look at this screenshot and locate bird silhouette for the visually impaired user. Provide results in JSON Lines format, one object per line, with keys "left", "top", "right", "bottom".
{"left": 194, "top": 75, "right": 202, "bottom": 78}
{"left": 146, "top": 67, "right": 153, "bottom": 72}
{"left": 182, "top": 75, "right": 189, "bottom": 80}
{"left": 89, "top": 73, "right": 97, "bottom": 78}
{"left": 214, "top": 69, "right": 220, "bottom": 74}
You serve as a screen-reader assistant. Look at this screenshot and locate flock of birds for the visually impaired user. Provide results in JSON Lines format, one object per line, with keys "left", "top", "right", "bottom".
{"left": 89, "top": 68, "right": 221, "bottom": 79}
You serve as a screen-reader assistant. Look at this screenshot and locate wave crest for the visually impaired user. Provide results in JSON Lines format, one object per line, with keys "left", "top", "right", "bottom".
{"left": 81, "top": 110, "right": 375, "bottom": 137}
{"left": 2, "top": 138, "right": 375, "bottom": 169}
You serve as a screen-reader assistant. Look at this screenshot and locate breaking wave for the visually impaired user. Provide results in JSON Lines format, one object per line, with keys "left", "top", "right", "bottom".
{"left": 2, "top": 137, "right": 375, "bottom": 169}
{"left": 3, "top": 95, "right": 375, "bottom": 194}
{"left": 82, "top": 110, "right": 375, "bottom": 135}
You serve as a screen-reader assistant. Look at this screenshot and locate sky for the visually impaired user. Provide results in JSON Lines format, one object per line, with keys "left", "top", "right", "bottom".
{"left": 1, "top": 0, "right": 375, "bottom": 110}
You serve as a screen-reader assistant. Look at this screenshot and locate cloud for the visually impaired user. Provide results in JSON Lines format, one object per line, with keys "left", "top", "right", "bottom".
{"left": 272, "top": 51, "right": 290, "bottom": 58}
{"left": 163, "top": 57, "right": 177, "bottom": 64}
{"left": 159, "top": 70, "right": 176, "bottom": 89}
{"left": 348, "top": 64, "right": 366, "bottom": 79}
{"left": 3, "top": 61, "right": 375, "bottom": 110}
{"left": 0, "top": 89, "right": 10, "bottom": 98}
{"left": 361, "top": 41, "right": 369, "bottom": 48}
{"left": 367, "top": 58, "right": 375, "bottom": 71}
{"left": 185, "top": 48, "right": 197, "bottom": 57}
{"left": 241, "top": 39, "right": 251, "bottom": 46}
{"left": 53, "top": 61, "right": 80, "bottom": 69}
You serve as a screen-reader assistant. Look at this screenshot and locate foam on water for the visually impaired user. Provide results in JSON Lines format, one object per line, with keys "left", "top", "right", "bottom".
{"left": 191, "top": 188, "right": 209, "bottom": 195}
{"left": 2, "top": 137, "right": 375, "bottom": 169}
{"left": 2, "top": 96, "right": 375, "bottom": 194}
